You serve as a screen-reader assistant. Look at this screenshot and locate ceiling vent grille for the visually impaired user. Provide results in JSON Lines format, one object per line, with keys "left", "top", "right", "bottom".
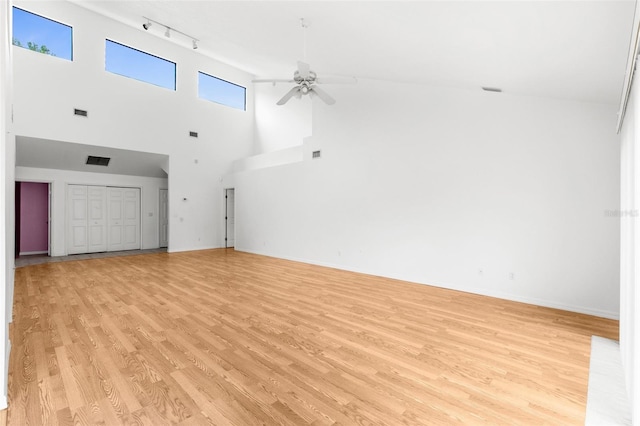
{"left": 312, "top": 150, "right": 321, "bottom": 159}
{"left": 482, "top": 87, "right": 502, "bottom": 93}
{"left": 74, "top": 108, "right": 88, "bottom": 117}
{"left": 189, "top": 131, "right": 198, "bottom": 138}
{"left": 86, "top": 156, "right": 110, "bottom": 166}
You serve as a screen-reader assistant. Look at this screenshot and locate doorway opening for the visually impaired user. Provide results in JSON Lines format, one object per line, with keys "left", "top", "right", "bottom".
{"left": 15, "top": 181, "right": 51, "bottom": 258}
{"left": 225, "top": 188, "right": 235, "bottom": 248}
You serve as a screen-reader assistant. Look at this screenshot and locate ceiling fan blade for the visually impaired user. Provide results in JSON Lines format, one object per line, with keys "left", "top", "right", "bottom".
{"left": 315, "top": 76, "right": 358, "bottom": 85}
{"left": 310, "top": 85, "right": 335, "bottom": 105}
{"left": 252, "top": 78, "right": 295, "bottom": 84}
{"left": 276, "top": 86, "right": 301, "bottom": 105}
{"left": 297, "top": 61, "right": 311, "bottom": 79}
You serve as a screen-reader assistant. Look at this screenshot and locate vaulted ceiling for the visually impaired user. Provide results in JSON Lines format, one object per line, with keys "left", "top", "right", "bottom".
{"left": 71, "top": 0, "right": 635, "bottom": 105}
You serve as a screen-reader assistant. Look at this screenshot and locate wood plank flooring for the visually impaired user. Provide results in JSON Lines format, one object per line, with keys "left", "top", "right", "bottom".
{"left": 5, "top": 249, "right": 618, "bottom": 425}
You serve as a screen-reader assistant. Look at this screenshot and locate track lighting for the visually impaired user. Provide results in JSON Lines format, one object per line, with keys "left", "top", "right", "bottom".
{"left": 142, "top": 17, "right": 198, "bottom": 50}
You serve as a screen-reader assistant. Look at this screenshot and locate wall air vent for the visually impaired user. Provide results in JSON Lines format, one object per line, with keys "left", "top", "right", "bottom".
{"left": 189, "top": 131, "right": 198, "bottom": 138}
{"left": 86, "top": 156, "right": 110, "bottom": 166}
{"left": 312, "top": 150, "right": 321, "bottom": 159}
{"left": 481, "top": 87, "right": 502, "bottom": 93}
{"left": 74, "top": 108, "right": 88, "bottom": 117}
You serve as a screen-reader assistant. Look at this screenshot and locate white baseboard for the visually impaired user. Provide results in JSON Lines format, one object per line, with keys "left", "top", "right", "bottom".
{"left": 0, "top": 394, "right": 6, "bottom": 410}
{"left": 235, "top": 247, "right": 620, "bottom": 320}
{"left": 167, "top": 244, "right": 221, "bottom": 254}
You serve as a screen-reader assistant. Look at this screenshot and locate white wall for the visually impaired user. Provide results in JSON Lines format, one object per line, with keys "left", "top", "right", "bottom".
{"left": 0, "top": 0, "right": 13, "bottom": 410}
{"left": 238, "top": 79, "right": 621, "bottom": 318}
{"left": 15, "top": 166, "right": 168, "bottom": 256}
{"left": 11, "top": 0, "right": 255, "bottom": 253}
{"left": 253, "top": 83, "right": 311, "bottom": 155}
{"left": 619, "top": 77, "right": 640, "bottom": 424}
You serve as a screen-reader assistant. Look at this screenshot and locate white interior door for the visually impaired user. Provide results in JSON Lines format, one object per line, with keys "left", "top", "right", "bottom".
{"left": 123, "top": 188, "right": 141, "bottom": 250}
{"left": 108, "top": 187, "right": 124, "bottom": 251}
{"left": 159, "top": 189, "right": 168, "bottom": 248}
{"left": 87, "top": 186, "right": 107, "bottom": 252}
{"left": 67, "top": 185, "right": 88, "bottom": 254}
{"left": 225, "top": 189, "right": 235, "bottom": 248}
{"left": 108, "top": 187, "right": 140, "bottom": 252}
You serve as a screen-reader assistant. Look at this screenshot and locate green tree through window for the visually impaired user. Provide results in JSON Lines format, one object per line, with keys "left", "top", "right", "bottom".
{"left": 12, "top": 7, "right": 72, "bottom": 60}
{"left": 12, "top": 38, "right": 53, "bottom": 55}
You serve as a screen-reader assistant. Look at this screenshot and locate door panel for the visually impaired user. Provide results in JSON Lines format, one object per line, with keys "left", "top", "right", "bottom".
{"left": 159, "top": 189, "right": 168, "bottom": 248}
{"left": 87, "top": 186, "right": 107, "bottom": 252}
{"left": 67, "top": 185, "right": 88, "bottom": 254}
{"left": 225, "top": 189, "right": 235, "bottom": 248}
{"left": 123, "top": 188, "right": 140, "bottom": 250}
{"left": 124, "top": 225, "right": 137, "bottom": 244}
{"left": 108, "top": 187, "right": 140, "bottom": 251}
{"left": 108, "top": 188, "right": 124, "bottom": 251}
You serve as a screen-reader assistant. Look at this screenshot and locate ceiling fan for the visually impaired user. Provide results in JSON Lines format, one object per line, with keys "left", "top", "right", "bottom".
{"left": 252, "top": 19, "right": 356, "bottom": 106}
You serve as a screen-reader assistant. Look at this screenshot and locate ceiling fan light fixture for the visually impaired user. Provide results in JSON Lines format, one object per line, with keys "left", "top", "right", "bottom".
{"left": 254, "top": 18, "right": 351, "bottom": 106}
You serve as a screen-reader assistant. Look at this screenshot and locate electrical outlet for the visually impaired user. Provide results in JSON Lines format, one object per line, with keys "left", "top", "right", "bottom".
{"left": 509, "top": 272, "right": 515, "bottom": 280}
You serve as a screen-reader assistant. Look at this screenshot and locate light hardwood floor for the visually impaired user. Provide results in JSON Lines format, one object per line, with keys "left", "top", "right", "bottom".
{"left": 4, "top": 249, "right": 618, "bottom": 425}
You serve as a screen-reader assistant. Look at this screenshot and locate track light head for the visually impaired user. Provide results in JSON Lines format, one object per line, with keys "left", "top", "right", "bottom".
{"left": 143, "top": 21, "right": 151, "bottom": 30}
{"left": 192, "top": 40, "right": 198, "bottom": 50}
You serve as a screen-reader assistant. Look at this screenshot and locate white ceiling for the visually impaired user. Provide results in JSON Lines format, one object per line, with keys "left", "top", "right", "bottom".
{"left": 71, "top": 0, "right": 636, "bottom": 105}
{"left": 16, "top": 137, "right": 169, "bottom": 178}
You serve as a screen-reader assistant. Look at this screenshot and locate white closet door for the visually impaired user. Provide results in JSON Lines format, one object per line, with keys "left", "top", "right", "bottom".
{"left": 108, "top": 187, "right": 140, "bottom": 251}
{"left": 123, "top": 188, "right": 140, "bottom": 250}
{"left": 67, "top": 185, "right": 88, "bottom": 254}
{"left": 87, "top": 186, "right": 107, "bottom": 252}
{"left": 108, "top": 187, "right": 124, "bottom": 251}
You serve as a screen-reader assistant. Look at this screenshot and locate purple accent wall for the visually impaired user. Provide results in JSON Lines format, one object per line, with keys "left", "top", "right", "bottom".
{"left": 19, "top": 182, "right": 49, "bottom": 254}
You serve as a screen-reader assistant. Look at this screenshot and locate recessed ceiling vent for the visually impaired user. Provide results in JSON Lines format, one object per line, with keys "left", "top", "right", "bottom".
{"left": 189, "top": 131, "right": 198, "bottom": 138}
{"left": 86, "top": 156, "right": 110, "bottom": 166}
{"left": 74, "top": 108, "right": 88, "bottom": 117}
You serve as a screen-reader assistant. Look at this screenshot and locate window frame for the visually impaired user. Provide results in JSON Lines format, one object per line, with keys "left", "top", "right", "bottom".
{"left": 105, "top": 39, "right": 177, "bottom": 91}
{"left": 198, "top": 71, "right": 247, "bottom": 111}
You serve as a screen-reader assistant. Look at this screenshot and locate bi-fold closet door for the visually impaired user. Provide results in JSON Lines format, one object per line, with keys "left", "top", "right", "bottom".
{"left": 108, "top": 187, "right": 141, "bottom": 252}
{"left": 67, "top": 185, "right": 140, "bottom": 255}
